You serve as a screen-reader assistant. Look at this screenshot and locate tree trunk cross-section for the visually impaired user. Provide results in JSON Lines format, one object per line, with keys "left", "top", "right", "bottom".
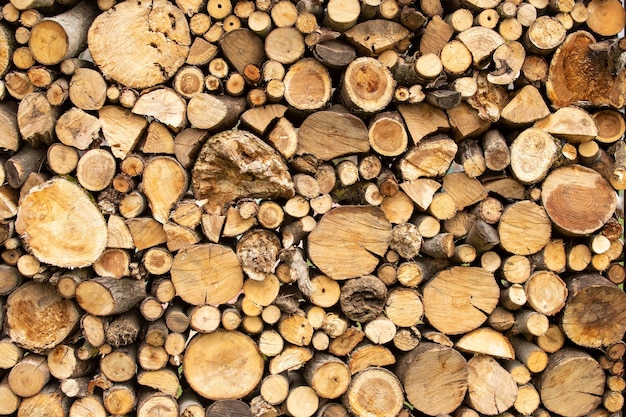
{"left": 88, "top": 0, "right": 191, "bottom": 89}
{"left": 184, "top": 331, "right": 263, "bottom": 401}
{"left": 307, "top": 206, "right": 391, "bottom": 280}
{"left": 170, "top": 243, "right": 243, "bottom": 306}
{"left": 423, "top": 266, "right": 500, "bottom": 334}
{"left": 15, "top": 177, "right": 107, "bottom": 268}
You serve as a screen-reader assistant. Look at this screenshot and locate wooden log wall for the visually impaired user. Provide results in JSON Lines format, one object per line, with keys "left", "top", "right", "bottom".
{"left": 0, "top": 0, "right": 625, "bottom": 416}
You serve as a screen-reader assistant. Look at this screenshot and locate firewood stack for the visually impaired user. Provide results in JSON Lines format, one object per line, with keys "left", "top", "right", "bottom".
{"left": 0, "top": 0, "right": 625, "bottom": 416}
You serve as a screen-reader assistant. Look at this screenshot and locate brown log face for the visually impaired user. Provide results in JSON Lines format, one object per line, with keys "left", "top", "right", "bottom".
{"left": 546, "top": 31, "right": 626, "bottom": 108}
{"left": 542, "top": 165, "right": 617, "bottom": 236}
{"left": 562, "top": 274, "right": 626, "bottom": 348}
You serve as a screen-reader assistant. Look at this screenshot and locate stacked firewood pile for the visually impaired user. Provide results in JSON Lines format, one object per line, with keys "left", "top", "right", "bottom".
{"left": 0, "top": 0, "right": 626, "bottom": 416}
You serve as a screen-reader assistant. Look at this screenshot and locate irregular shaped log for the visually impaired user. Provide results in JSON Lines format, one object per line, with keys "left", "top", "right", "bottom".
{"left": 99, "top": 105, "right": 148, "bottom": 159}
{"left": 192, "top": 130, "right": 294, "bottom": 213}
{"left": 343, "top": 20, "right": 411, "bottom": 56}
{"left": 0, "top": 101, "right": 19, "bottom": 152}
{"left": 187, "top": 93, "right": 246, "bottom": 131}
{"left": 466, "top": 355, "right": 518, "bottom": 415}
{"left": 237, "top": 229, "right": 281, "bottom": 282}
{"left": 397, "top": 103, "right": 450, "bottom": 144}
{"left": 142, "top": 157, "right": 188, "bottom": 224}
{"left": 455, "top": 327, "right": 515, "bottom": 359}
{"left": 546, "top": 31, "right": 626, "bottom": 108}
{"left": 220, "top": 28, "right": 265, "bottom": 74}
{"left": 534, "top": 106, "right": 598, "bottom": 144}
{"left": 339, "top": 275, "right": 387, "bottom": 322}
{"left": 297, "top": 107, "right": 369, "bottom": 160}
{"left": 132, "top": 88, "right": 187, "bottom": 132}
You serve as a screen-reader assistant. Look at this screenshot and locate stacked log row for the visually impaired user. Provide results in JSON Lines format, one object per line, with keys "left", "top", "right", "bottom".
{"left": 0, "top": 0, "right": 625, "bottom": 416}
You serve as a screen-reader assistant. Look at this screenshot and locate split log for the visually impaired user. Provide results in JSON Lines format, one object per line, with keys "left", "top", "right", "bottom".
{"left": 99, "top": 105, "right": 148, "bottom": 159}
{"left": 344, "top": 20, "right": 410, "bottom": 56}
{"left": 466, "top": 355, "right": 518, "bottom": 415}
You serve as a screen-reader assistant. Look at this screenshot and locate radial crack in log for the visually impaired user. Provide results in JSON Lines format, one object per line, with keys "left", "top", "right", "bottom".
{"left": 423, "top": 266, "right": 500, "bottom": 334}
{"left": 88, "top": 0, "right": 191, "bottom": 89}
{"left": 170, "top": 243, "right": 244, "bottom": 306}
{"left": 192, "top": 130, "right": 294, "bottom": 214}
{"left": 307, "top": 206, "right": 391, "bottom": 280}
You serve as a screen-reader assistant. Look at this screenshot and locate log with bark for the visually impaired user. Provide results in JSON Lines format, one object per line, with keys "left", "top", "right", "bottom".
{"left": 0, "top": 1, "right": 623, "bottom": 417}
